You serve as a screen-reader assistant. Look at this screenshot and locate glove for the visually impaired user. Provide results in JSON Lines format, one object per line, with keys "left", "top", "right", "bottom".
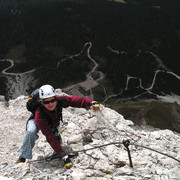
{"left": 62, "top": 155, "right": 73, "bottom": 169}
{"left": 92, "top": 101, "right": 100, "bottom": 111}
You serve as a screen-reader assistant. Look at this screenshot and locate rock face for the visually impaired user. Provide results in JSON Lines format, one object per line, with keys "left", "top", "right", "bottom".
{"left": 0, "top": 89, "right": 180, "bottom": 179}
{"left": 114, "top": 100, "right": 180, "bottom": 133}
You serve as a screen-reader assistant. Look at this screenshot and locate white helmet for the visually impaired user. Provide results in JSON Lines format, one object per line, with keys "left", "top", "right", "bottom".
{"left": 39, "top": 84, "right": 56, "bottom": 99}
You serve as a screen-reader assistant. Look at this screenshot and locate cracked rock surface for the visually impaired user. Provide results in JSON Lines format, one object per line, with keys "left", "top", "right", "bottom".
{"left": 0, "top": 90, "right": 180, "bottom": 179}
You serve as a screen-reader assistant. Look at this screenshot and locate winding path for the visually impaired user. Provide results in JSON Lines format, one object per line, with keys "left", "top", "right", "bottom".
{"left": 0, "top": 59, "right": 35, "bottom": 75}
{"left": 104, "top": 48, "right": 180, "bottom": 104}
{"left": 0, "top": 59, "right": 36, "bottom": 99}
{"left": 62, "top": 42, "right": 104, "bottom": 99}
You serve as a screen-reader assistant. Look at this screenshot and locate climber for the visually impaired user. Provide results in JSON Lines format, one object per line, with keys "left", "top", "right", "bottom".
{"left": 15, "top": 84, "right": 100, "bottom": 169}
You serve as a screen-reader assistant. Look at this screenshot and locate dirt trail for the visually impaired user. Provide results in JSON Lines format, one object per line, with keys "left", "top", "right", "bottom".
{"left": 62, "top": 42, "right": 104, "bottom": 99}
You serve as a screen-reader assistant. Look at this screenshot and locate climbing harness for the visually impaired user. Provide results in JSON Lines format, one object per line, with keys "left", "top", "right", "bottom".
{"left": 28, "top": 139, "right": 180, "bottom": 166}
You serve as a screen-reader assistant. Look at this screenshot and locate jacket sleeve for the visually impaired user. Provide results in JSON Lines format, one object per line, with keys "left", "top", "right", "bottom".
{"left": 59, "top": 95, "right": 93, "bottom": 108}
{"left": 34, "top": 109, "right": 64, "bottom": 153}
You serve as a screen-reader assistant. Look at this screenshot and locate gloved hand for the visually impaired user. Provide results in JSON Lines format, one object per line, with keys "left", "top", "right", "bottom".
{"left": 62, "top": 155, "right": 73, "bottom": 169}
{"left": 92, "top": 101, "right": 100, "bottom": 111}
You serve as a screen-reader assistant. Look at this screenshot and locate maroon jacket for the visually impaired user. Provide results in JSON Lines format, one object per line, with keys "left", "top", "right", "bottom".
{"left": 34, "top": 95, "right": 93, "bottom": 152}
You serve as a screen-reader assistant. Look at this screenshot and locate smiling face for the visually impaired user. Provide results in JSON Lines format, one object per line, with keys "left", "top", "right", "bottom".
{"left": 42, "top": 96, "right": 57, "bottom": 111}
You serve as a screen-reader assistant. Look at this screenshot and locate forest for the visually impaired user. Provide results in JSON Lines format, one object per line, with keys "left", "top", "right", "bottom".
{"left": 0, "top": 0, "right": 180, "bottom": 97}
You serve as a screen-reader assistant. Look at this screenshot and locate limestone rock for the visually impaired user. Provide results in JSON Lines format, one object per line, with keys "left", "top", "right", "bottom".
{"left": 0, "top": 92, "right": 180, "bottom": 179}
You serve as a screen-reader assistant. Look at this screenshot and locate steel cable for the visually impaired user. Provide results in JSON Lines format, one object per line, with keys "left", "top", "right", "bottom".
{"left": 29, "top": 140, "right": 180, "bottom": 164}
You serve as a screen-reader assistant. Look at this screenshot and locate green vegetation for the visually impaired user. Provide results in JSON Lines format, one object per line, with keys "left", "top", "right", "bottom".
{"left": 112, "top": 100, "right": 180, "bottom": 133}
{"left": 108, "top": 0, "right": 126, "bottom": 3}
{"left": 0, "top": 0, "right": 180, "bottom": 96}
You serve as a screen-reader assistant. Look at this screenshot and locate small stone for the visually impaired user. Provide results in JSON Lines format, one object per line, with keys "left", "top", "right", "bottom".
{"left": 71, "top": 170, "right": 87, "bottom": 180}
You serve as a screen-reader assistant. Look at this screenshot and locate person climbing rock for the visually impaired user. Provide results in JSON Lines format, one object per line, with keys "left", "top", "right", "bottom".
{"left": 15, "top": 84, "right": 99, "bottom": 169}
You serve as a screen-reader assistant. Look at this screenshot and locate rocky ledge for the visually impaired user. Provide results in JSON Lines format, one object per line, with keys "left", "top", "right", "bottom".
{"left": 0, "top": 90, "right": 180, "bottom": 180}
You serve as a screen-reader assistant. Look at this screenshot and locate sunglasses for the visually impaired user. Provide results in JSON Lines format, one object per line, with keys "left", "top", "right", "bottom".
{"left": 43, "top": 98, "right": 56, "bottom": 105}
